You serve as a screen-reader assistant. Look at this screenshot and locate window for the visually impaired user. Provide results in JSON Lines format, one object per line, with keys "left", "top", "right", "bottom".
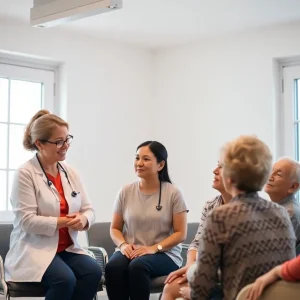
{"left": 281, "top": 65, "right": 300, "bottom": 160}
{"left": 0, "top": 63, "right": 55, "bottom": 221}
{"left": 295, "top": 79, "right": 300, "bottom": 161}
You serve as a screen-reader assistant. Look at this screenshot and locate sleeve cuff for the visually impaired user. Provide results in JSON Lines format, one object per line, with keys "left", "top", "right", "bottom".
{"left": 188, "top": 246, "right": 197, "bottom": 252}
{"left": 82, "top": 211, "right": 94, "bottom": 230}
{"left": 281, "top": 260, "right": 298, "bottom": 281}
{"left": 46, "top": 216, "right": 58, "bottom": 236}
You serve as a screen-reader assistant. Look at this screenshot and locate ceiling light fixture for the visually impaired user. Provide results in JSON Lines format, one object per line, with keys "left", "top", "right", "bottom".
{"left": 30, "top": 0, "right": 122, "bottom": 28}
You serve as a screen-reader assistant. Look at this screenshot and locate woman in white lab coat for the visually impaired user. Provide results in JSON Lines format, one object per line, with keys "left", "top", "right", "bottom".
{"left": 4, "top": 110, "right": 102, "bottom": 300}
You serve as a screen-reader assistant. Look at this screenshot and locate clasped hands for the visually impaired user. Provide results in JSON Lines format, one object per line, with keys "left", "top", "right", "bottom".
{"left": 65, "top": 213, "right": 88, "bottom": 231}
{"left": 120, "top": 243, "right": 157, "bottom": 259}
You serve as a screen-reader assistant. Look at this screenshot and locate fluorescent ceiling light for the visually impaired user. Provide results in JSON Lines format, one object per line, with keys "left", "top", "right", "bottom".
{"left": 31, "top": 0, "right": 122, "bottom": 28}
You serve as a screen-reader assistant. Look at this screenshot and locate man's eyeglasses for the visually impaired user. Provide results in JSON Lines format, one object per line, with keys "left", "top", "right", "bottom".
{"left": 40, "top": 135, "right": 73, "bottom": 149}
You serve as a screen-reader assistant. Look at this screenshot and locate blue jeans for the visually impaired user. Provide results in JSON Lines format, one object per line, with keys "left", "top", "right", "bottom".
{"left": 105, "top": 251, "right": 178, "bottom": 300}
{"left": 41, "top": 251, "right": 102, "bottom": 300}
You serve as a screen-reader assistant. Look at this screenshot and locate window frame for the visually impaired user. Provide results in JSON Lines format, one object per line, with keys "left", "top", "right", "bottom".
{"left": 0, "top": 60, "right": 58, "bottom": 222}
{"left": 276, "top": 60, "right": 300, "bottom": 201}
{"left": 278, "top": 64, "right": 300, "bottom": 159}
{"left": 274, "top": 58, "right": 300, "bottom": 160}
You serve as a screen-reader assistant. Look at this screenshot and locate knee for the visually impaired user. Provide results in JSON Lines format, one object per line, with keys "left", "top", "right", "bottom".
{"left": 128, "top": 259, "right": 147, "bottom": 277}
{"left": 87, "top": 261, "right": 102, "bottom": 282}
{"left": 105, "top": 259, "right": 124, "bottom": 278}
{"left": 162, "top": 281, "right": 180, "bottom": 298}
{"left": 105, "top": 259, "right": 116, "bottom": 275}
{"left": 55, "top": 272, "right": 77, "bottom": 290}
{"left": 163, "top": 282, "right": 173, "bottom": 294}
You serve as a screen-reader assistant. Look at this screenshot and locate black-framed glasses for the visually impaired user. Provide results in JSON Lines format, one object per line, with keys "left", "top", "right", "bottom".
{"left": 40, "top": 135, "right": 73, "bottom": 149}
{"left": 217, "top": 161, "right": 224, "bottom": 168}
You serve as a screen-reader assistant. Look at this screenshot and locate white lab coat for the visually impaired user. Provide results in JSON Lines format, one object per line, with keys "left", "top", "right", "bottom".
{"left": 4, "top": 155, "right": 95, "bottom": 282}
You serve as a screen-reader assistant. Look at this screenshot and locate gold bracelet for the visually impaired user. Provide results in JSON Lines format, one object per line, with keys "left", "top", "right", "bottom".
{"left": 118, "top": 241, "right": 127, "bottom": 248}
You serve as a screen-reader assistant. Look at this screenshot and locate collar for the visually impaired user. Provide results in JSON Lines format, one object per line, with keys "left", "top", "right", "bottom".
{"left": 30, "top": 154, "right": 65, "bottom": 173}
{"left": 29, "top": 154, "right": 66, "bottom": 184}
{"left": 217, "top": 194, "right": 225, "bottom": 205}
{"left": 231, "top": 191, "right": 259, "bottom": 202}
{"left": 30, "top": 154, "right": 44, "bottom": 175}
{"left": 278, "top": 194, "right": 297, "bottom": 206}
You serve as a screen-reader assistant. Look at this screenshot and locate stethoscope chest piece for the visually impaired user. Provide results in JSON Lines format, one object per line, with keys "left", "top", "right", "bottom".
{"left": 71, "top": 191, "right": 78, "bottom": 197}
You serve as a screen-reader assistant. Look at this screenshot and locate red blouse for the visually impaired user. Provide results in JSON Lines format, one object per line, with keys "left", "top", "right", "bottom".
{"left": 47, "top": 172, "right": 73, "bottom": 252}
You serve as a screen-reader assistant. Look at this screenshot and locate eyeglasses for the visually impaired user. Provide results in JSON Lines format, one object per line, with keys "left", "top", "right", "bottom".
{"left": 40, "top": 135, "right": 73, "bottom": 149}
{"left": 217, "top": 161, "right": 224, "bottom": 168}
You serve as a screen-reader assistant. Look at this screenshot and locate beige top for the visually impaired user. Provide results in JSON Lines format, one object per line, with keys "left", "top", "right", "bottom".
{"left": 114, "top": 181, "right": 188, "bottom": 267}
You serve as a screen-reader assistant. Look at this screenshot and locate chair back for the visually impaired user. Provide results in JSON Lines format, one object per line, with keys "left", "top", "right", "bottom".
{"left": 181, "top": 244, "right": 189, "bottom": 266}
{"left": 185, "top": 222, "right": 198, "bottom": 244}
{"left": 0, "top": 224, "right": 13, "bottom": 261}
{"left": 236, "top": 281, "right": 300, "bottom": 300}
{"left": 87, "top": 222, "right": 116, "bottom": 258}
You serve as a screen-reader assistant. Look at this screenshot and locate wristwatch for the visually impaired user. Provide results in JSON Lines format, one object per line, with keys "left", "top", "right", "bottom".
{"left": 157, "top": 244, "right": 163, "bottom": 252}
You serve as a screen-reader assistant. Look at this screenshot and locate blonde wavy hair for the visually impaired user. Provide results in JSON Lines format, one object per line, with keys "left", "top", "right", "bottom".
{"left": 23, "top": 110, "right": 68, "bottom": 151}
{"left": 221, "top": 135, "right": 273, "bottom": 192}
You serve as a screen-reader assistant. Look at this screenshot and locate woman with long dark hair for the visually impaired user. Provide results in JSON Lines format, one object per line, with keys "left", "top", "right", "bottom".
{"left": 105, "top": 141, "right": 188, "bottom": 300}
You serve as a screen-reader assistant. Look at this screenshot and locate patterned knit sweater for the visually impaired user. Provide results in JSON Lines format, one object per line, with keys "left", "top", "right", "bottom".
{"left": 188, "top": 195, "right": 224, "bottom": 252}
{"left": 189, "top": 192, "right": 296, "bottom": 300}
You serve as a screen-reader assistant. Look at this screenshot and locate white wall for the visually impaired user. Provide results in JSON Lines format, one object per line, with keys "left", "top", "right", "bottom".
{"left": 0, "top": 19, "right": 154, "bottom": 227}
{"left": 153, "top": 22, "right": 300, "bottom": 221}
{"left": 2, "top": 18, "right": 300, "bottom": 225}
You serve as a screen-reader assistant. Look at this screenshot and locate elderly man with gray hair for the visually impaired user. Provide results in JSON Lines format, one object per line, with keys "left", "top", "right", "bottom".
{"left": 265, "top": 157, "right": 300, "bottom": 245}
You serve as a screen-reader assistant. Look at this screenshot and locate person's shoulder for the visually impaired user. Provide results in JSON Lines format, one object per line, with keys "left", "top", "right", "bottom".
{"left": 291, "top": 199, "right": 300, "bottom": 217}
{"left": 255, "top": 196, "right": 286, "bottom": 211}
{"left": 19, "top": 160, "right": 33, "bottom": 171}
{"left": 259, "top": 198, "right": 295, "bottom": 224}
{"left": 210, "top": 201, "right": 232, "bottom": 215}
{"left": 10, "top": 158, "right": 38, "bottom": 185}
{"left": 16, "top": 157, "right": 37, "bottom": 175}
{"left": 209, "top": 196, "right": 249, "bottom": 215}
{"left": 59, "top": 161, "right": 78, "bottom": 176}
{"left": 232, "top": 195, "right": 289, "bottom": 217}
{"left": 283, "top": 197, "right": 300, "bottom": 212}
{"left": 203, "top": 195, "right": 223, "bottom": 210}
{"left": 119, "top": 182, "right": 139, "bottom": 194}
{"left": 163, "top": 182, "right": 184, "bottom": 196}
{"left": 163, "top": 181, "right": 178, "bottom": 191}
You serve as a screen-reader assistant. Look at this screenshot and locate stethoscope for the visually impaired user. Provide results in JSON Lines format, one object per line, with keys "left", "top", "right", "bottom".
{"left": 36, "top": 153, "right": 79, "bottom": 198}
{"left": 156, "top": 181, "right": 162, "bottom": 211}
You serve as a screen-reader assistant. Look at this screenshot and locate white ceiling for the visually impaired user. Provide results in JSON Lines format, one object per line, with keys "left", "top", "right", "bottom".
{"left": 2, "top": 0, "right": 300, "bottom": 49}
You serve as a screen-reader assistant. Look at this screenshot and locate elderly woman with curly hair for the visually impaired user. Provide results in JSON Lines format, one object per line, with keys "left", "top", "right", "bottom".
{"left": 189, "top": 136, "right": 296, "bottom": 300}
